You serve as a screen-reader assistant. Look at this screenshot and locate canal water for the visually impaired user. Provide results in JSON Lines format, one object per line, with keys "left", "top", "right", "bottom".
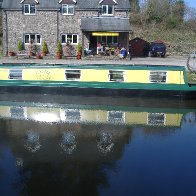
{"left": 0, "top": 93, "right": 196, "bottom": 196}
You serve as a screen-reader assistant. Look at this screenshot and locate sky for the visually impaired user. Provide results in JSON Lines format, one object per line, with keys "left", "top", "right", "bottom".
{"left": 185, "top": 0, "right": 196, "bottom": 8}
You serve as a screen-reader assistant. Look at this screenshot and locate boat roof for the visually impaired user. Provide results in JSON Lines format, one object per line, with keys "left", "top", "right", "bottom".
{"left": 0, "top": 63, "right": 185, "bottom": 71}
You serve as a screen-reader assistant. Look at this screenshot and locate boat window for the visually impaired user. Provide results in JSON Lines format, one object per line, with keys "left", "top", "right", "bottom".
{"left": 65, "top": 70, "right": 81, "bottom": 80}
{"left": 149, "top": 71, "right": 167, "bottom": 83}
{"left": 65, "top": 109, "right": 81, "bottom": 122}
{"left": 147, "top": 113, "right": 165, "bottom": 126}
{"left": 107, "top": 111, "right": 125, "bottom": 124}
{"left": 9, "top": 69, "right": 23, "bottom": 80}
{"left": 109, "top": 70, "right": 124, "bottom": 82}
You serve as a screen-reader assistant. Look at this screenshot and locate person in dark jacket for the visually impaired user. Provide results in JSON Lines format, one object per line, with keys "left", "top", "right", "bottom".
{"left": 129, "top": 44, "right": 132, "bottom": 60}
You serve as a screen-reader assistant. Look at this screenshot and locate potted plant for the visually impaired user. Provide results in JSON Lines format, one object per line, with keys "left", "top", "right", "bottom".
{"left": 55, "top": 40, "right": 62, "bottom": 59}
{"left": 17, "top": 39, "right": 24, "bottom": 52}
{"left": 42, "top": 41, "right": 48, "bottom": 56}
{"left": 76, "top": 43, "right": 82, "bottom": 60}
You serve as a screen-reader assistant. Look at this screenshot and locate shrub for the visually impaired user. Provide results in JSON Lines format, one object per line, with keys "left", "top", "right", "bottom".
{"left": 42, "top": 41, "right": 48, "bottom": 53}
{"left": 77, "top": 43, "right": 82, "bottom": 52}
{"left": 56, "top": 40, "right": 62, "bottom": 53}
{"left": 17, "top": 40, "right": 23, "bottom": 51}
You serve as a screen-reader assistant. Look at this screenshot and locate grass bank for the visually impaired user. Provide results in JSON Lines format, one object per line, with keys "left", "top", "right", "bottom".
{"left": 131, "top": 24, "right": 196, "bottom": 57}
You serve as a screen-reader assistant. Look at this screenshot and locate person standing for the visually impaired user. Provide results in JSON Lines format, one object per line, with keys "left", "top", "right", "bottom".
{"left": 129, "top": 44, "right": 132, "bottom": 60}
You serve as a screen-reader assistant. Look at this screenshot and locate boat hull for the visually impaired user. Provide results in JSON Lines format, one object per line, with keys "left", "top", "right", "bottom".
{"left": 0, "top": 85, "right": 196, "bottom": 99}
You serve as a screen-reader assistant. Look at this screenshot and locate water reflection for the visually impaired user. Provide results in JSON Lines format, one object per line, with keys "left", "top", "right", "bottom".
{"left": 0, "top": 101, "right": 188, "bottom": 127}
{"left": 0, "top": 97, "right": 195, "bottom": 195}
{"left": 59, "top": 131, "right": 77, "bottom": 154}
{"left": 97, "top": 132, "right": 114, "bottom": 154}
{"left": 24, "top": 131, "right": 41, "bottom": 153}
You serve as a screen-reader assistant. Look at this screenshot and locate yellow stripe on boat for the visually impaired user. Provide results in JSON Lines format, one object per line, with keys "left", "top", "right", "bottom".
{"left": 0, "top": 67, "right": 185, "bottom": 84}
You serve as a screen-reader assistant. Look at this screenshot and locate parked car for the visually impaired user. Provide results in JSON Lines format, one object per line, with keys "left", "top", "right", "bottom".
{"left": 149, "top": 42, "right": 166, "bottom": 57}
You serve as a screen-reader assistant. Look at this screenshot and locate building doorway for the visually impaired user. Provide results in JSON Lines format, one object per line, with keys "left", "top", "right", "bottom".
{"left": 90, "top": 35, "right": 97, "bottom": 55}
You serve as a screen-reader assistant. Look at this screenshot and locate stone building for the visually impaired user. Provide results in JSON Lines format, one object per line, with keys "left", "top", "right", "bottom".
{"left": 2, "top": 0, "right": 131, "bottom": 56}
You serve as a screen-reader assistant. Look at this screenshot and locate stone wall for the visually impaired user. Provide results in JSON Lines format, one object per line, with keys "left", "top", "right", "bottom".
{"left": 59, "top": 10, "right": 97, "bottom": 55}
{"left": 3, "top": 9, "right": 130, "bottom": 56}
{"left": 3, "top": 10, "right": 58, "bottom": 55}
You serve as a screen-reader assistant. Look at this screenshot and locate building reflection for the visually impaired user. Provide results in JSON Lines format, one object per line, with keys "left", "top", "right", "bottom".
{"left": 1, "top": 119, "right": 131, "bottom": 195}
{"left": 59, "top": 131, "right": 77, "bottom": 154}
{"left": 24, "top": 131, "right": 41, "bottom": 153}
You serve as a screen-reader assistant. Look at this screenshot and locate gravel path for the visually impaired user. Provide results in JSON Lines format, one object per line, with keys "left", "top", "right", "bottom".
{"left": 0, "top": 56, "right": 188, "bottom": 67}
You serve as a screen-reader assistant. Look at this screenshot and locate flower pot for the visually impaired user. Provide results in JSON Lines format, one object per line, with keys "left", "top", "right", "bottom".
{"left": 8, "top": 51, "right": 15, "bottom": 56}
{"left": 36, "top": 54, "right": 41, "bottom": 59}
{"left": 42, "top": 52, "right": 47, "bottom": 57}
{"left": 55, "top": 52, "right": 62, "bottom": 59}
{"left": 77, "top": 52, "right": 81, "bottom": 60}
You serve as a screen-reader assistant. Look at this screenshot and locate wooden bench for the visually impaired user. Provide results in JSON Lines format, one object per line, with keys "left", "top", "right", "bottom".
{"left": 63, "top": 56, "right": 78, "bottom": 59}
{"left": 17, "top": 53, "right": 30, "bottom": 59}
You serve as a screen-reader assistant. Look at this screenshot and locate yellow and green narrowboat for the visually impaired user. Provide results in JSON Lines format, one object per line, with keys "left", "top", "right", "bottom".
{"left": 0, "top": 63, "right": 196, "bottom": 99}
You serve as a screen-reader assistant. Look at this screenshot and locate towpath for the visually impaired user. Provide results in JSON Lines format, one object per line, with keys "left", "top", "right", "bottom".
{"left": 0, "top": 56, "right": 188, "bottom": 67}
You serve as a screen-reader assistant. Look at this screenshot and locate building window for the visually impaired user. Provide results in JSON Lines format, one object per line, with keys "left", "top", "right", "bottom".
{"left": 24, "top": 34, "right": 41, "bottom": 44}
{"left": 61, "top": 34, "right": 78, "bottom": 44}
{"left": 101, "top": 36, "right": 118, "bottom": 45}
{"left": 109, "top": 70, "right": 124, "bottom": 82}
{"left": 149, "top": 71, "right": 167, "bottom": 83}
{"left": 65, "top": 70, "right": 81, "bottom": 80}
{"left": 102, "top": 5, "right": 113, "bottom": 15}
{"left": 24, "top": 4, "right": 36, "bottom": 15}
{"left": 9, "top": 69, "right": 23, "bottom": 80}
{"left": 62, "top": 4, "right": 74, "bottom": 15}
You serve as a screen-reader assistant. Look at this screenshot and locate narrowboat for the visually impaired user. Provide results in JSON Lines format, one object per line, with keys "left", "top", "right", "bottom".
{"left": 0, "top": 63, "right": 196, "bottom": 99}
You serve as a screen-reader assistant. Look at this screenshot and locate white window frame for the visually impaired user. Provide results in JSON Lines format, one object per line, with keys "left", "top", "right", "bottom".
{"left": 24, "top": 34, "right": 41, "bottom": 45}
{"left": 102, "top": 5, "right": 113, "bottom": 15}
{"left": 149, "top": 71, "right": 167, "bottom": 83}
{"left": 108, "top": 70, "right": 124, "bottom": 82}
{"left": 24, "top": 4, "right": 36, "bottom": 15}
{"left": 65, "top": 70, "right": 81, "bottom": 81}
{"left": 62, "top": 4, "right": 74, "bottom": 15}
{"left": 9, "top": 69, "right": 23, "bottom": 80}
{"left": 61, "top": 34, "right": 78, "bottom": 44}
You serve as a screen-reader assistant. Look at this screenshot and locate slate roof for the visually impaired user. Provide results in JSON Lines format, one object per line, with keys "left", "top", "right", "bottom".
{"left": 81, "top": 17, "right": 131, "bottom": 32}
{"left": 2, "top": 0, "right": 130, "bottom": 10}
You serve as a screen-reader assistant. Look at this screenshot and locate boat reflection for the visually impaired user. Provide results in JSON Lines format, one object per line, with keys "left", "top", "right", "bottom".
{"left": 0, "top": 101, "right": 188, "bottom": 127}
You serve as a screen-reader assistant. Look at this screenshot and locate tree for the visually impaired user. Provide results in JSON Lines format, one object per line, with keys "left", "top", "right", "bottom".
{"left": 130, "top": 0, "right": 141, "bottom": 24}
{"left": 173, "top": 0, "right": 185, "bottom": 23}
{"left": 131, "top": 0, "right": 140, "bottom": 13}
